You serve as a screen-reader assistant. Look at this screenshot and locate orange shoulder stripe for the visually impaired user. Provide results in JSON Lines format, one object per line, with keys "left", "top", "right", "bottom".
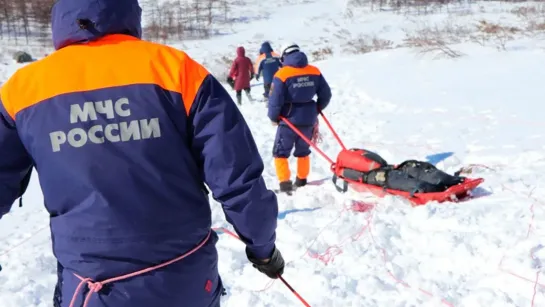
{"left": 254, "top": 52, "right": 281, "bottom": 73}
{"left": 273, "top": 65, "right": 321, "bottom": 82}
{"left": 179, "top": 53, "right": 210, "bottom": 114}
{"left": 254, "top": 53, "right": 266, "bottom": 72}
{"left": 0, "top": 80, "right": 13, "bottom": 117}
{"left": 2, "top": 34, "right": 209, "bottom": 119}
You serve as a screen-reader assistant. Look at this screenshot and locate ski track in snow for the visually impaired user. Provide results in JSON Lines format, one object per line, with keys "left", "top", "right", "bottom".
{"left": 1, "top": 0, "right": 545, "bottom": 306}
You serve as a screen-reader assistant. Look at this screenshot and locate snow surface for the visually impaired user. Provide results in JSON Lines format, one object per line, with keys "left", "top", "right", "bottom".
{"left": 1, "top": 0, "right": 545, "bottom": 306}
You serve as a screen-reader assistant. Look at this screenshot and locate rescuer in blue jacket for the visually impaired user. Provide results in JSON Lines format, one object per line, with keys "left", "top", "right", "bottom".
{"left": 0, "top": 0, "right": 285, "bottom": 306}
{"left": 256, "top": 41, "right": 282, "bottom": 100}
{"left": 268, "top": 43, "right": 332, "bottom": 193}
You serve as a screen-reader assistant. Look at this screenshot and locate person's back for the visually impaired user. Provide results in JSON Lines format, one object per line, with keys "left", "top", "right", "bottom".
{"left": 229, "top": 46, "right": 254, "bottom": 104}
{"left": 260, "top": 53, "right": 282, "bottom": 82}
{"left": 268, "top": 43, "right": 332, "bottom": 193}
{"left": 255, "top": 41, "right": 281, "bottom": 74}
{"left": 256, "top": 42, "right": 282, "bottom": 100}
{"left": 268, "top": 44, "right": 331, "bottom": 127}
{"left": 0, "top": 0, "right": 284, "bottom": 306}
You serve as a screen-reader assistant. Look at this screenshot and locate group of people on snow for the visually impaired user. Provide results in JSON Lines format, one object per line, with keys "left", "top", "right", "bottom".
{"left": 226, "top": 41, "right": 283, "bottom": 105}
{"left": 225, "top": 41, "right": 465, "bottom": 195}
{"left": 227, "top": 41, "right": 332, "bottom": 193}
{"left": 0, "top": 1, "right": 463, "bottom": 307}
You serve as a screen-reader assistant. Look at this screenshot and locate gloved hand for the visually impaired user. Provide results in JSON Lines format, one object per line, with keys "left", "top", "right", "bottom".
{"left": 226, "top": 77, "right": 235, "bottom": 90}
{"left": 246, "top": 246, "right": 285, "bottom": 279}
{"left": 256, "top": 75, "right": 260, "bottom": 81}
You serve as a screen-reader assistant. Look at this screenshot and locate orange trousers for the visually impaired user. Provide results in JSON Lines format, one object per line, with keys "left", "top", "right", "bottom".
{"left": 274, "top": 156, "right": 309, "bottom": 182}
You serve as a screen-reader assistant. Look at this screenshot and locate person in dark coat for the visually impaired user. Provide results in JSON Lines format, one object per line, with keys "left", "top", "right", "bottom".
{"left": 256, "top": 42, "right": 282, "bottom": 100}
{"left": 0, "top": 0, "right": 285, "bottom": 306}
{"left": 336, "top": 149, "right": 465, "bottom": 194}
{"left": 268, "top": 43, "right": 332, "bottom": 193}
{"left": 228, "top": 46, "right": 254, "bottom": 105}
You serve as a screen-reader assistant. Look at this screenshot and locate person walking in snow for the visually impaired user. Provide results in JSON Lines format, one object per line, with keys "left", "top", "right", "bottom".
{"left": 0, "top": 1, "right": 284, "bottom": 306}
{"left": 254, "top": 41, "right": 281, "bottom": 74}
{"left": 268, "top": 43, "right": 332, "bottom": 193}
{"left": 255, "top": 41, "right": 282, "bottom": 100}
{"left": 228, "top": 46, "right": 254, "bottom": 105}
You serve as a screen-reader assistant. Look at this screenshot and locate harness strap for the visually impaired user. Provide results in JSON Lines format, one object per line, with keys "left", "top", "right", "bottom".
{"left": 68, "top": 230, "right": 212, "bottom": 307}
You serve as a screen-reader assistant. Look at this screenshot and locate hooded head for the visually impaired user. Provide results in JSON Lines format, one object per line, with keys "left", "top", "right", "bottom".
{"left": 259, "top": 41, "right": 273, "bottom": 54}
{"left": 51, "top": 0, "right": 143, "bottom": 50}
{"left": 280, "top": 43, "right": 308, "bottom": 68}
{"left": 236, "top": 46, "right": 246, "bottom": 57}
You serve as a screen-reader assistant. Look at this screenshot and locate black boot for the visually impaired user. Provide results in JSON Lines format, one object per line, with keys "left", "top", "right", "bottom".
{"left": 279, "top": 180, "right": 293, "bottom": 193}
{"left": 245, "top": 91, "right": 254, "bottom": 102}
{"left": 236, "top": 95, "right": 242, "bottom": 105}
{"left": 294, "top": 177, "right": 307, "bottom": 188}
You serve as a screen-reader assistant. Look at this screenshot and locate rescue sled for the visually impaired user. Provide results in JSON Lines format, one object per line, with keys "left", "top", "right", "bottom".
{"left": 279, "top": 113, "right": 484, "bottom": 206}
{"left": 332, "top": 174, "right": 483, "bottom": 206}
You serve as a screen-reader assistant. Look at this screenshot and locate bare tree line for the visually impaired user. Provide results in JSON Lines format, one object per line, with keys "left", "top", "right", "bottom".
{"left": 0, "top": 0, "right": 55, "bottom": 45}
{"left": 0, "top": 0, "right": 232, "bottom": 46}
{"left": 140, "top": 0, "right": 232, "bottom": 43}
{"left": 349, "top": 0, "right": 545, "bottom": 14}
{"left": 0, "top": 0, "right": 542, "bottom": 46}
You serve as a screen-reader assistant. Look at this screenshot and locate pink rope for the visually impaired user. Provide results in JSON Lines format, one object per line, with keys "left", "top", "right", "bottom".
{"left": 68, "top": 230, "right": 211, "bottom": 307}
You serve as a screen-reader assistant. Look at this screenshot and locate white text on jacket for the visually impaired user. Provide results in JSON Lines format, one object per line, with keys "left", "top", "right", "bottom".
{"left": 49, "top": 98, "right": 161, "bottom": 152}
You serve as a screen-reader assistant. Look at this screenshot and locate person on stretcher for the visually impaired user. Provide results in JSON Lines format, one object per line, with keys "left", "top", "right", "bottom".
{"left": 336, "top": 149, "right": 465, "bottom": 194}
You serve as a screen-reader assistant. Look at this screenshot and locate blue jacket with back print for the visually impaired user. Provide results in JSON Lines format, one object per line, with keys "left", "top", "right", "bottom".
{"left": 268, "top": 51, "right": 332, "bottom": 126}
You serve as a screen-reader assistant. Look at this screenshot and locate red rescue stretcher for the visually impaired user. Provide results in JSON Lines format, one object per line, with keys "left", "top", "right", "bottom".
{"left": 279, "top": 112, "right": 484, "bottom": 206}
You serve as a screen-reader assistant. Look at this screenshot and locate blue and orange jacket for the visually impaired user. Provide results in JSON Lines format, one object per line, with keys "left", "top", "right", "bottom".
{"left": 254, "top": 42, "right": 281, "bottom": 74}
{"left": 0, "top": 0, "right": 278, "bottom": 306}
{"left": 256, "top": 42, "right": 282, "bottom": 84}
{"left": 268, "top": 51, "right": 332, "bottom": 126}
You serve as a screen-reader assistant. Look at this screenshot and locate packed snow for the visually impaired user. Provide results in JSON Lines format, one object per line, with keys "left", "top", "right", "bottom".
{"left": 1, "top": 0, "right": 545, "bottom": 306}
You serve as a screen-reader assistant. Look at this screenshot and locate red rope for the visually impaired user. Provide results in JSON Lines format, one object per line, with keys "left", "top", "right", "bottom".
{"left": 279, "top": 116, "right": 335, "bottom": 165}
{"left": 305, "top": 163, "right": 544, "bottom": 306}
{"left": 2, "top": 162, "right": 541, "bottom": 306}
{"left": 279, "top": 275, "right": 311, "bottom": 307}
{"left": 319, "top": 112, "right": 346, "bottom": 150}
{"left": 497, "top": 179, "right": 545, "bottom": 306}
{"left": 305, "top": 200, "right": 456, "bottom": 306}
{"left": 212, "top": 227, "right": 312, "bottom": 306}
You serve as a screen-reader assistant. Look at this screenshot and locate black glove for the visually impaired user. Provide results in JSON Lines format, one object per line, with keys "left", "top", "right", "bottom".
{"left": 246, "top": 246, "right": 284, "bottom": 279}
{"left": 255, "top": 75, "right": 260, "bottom": 81}
{"left": 226, "top": 77, "right": 235, "bottom": 89}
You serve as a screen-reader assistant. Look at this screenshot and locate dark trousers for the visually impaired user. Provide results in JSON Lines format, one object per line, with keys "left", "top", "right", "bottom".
{"left": 263, "top": 83, "right": 271, "bottom": 98}
{"left": 363, "top": 160, "right": 463, "bottom": 193}
{"left": 53, "top": 262, "right": 62, "bottom": 307}
{"left": 235, "top": 88, "right": 251, "bottom": 105}
{"left": 272, "top": 125, "right": 314, "bottom": 158}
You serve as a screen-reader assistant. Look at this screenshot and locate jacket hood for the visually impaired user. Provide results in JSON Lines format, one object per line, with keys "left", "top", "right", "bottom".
{"left": 282, "top": 51, "right": 308, "bottom": 68}
{"left": 236, "top": 46, "right": 246, "bottom": 57}
{"left": 260, "top": 42, "right": 273, "bottom": 54}
{"left": 51, "top": 0, "right": 143, "bottom": 50}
